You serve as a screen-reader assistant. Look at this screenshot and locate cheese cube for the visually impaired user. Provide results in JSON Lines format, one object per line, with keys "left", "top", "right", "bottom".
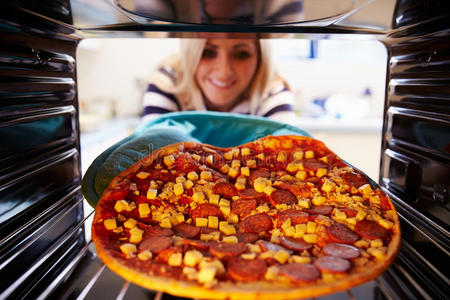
{"left": 286, "top": 162, "right": 298, "bottom": 173}
{"left": 219, "top": 198, "right": 230, "bottom": 207}
{"left": 163, "top": 155, "right": 175, "bottom": 167}
{"left": 200, "top": 233, "right": 214, "bottom": 241}
{"left": 113, "top": 226, "right": 123, "bottom": 233}
{"left": 371, "top": 239, "right": 384, "bottom": 248}
{"left": 175, "top": 214, "right": 185, "bottom": 224}
{"left": 220, "top": 224, "right": 236, "bottom": 235}
{"left": 184, "top": 250, "right": 203, "bottom": 267}
{"left": 305, "top": 150, "right": 315, "bottom": 159}
{"left": 256, "top": 204, "right": 270, "bottom": 213}
{"left": 274, "top": 250, "right": 290, "bottom": 264}
{"left": 241, "top": 253, "right": 257, "bottom": 260}
{"left": 136, "top": 171, "right": 150, "bottom": 179}
{"left": 104, "top": 218, "right": 117, "bottom": 230}
{"left": 270, "top": 235, "right": 280, "bottom": 244}
{"left": 241, "top": 147, "right": 251, "bottom": 156}
{"left": 275, "top": 204, "right": 288, "bottom": 211}
{"left": 232, "top": 148, "right": 240, "bottom": 158}
{"left": 219, "top": 205, "right": 231, "bottom": 217}
{"left": 187, "top": 171, "right": 199, "bottom": 181}
{"left": 240, "top": 167, "right": 250, "bottom": 176}
{"left": 347, "top": 217, "right": 357, "bottom": 225}
{"left": 263, "top": 185, "right": 276, "bottom": 196}
{"left": 193, "top": 191, "right": 205, "bottom": 203}
{"left": 246, "top": 159, "right": 256, "bottom": 168}
{"left": 160, "top": 217, "right": 172, "bottom": 228}
{"left": 303, "top": 234, "right": 318, "bottom": 243}
{"left": 306, "top": 222, "right": 317, "bottom": 234}
{"left": 254, "top": 177, "right": 268, "bottom": 193}
{"left": 265, "top": 266, "right": 279, "bottom": 280}
{"left": 312, "top": 196, "right": 326, "bottom": 206}
{"left": 231, "top": 160, "right": 241, "bottom": 168}
{"left": 196, "top": 217, "right": 208, "bottom": 227}
{"left": 199, "top": 259, "right": 225, "bottom": 275}
{"left": 359, "top": 184, "right": 373, "bottom": 196}
{"left": 200, "top": 171, "right": 212, "bottom": 180}
{"left": 228, "top": 214, "right": 239, "bottom": 224}
{"left": 209, "top": 194, "right": 220, "bottom": 205}
{"left": 137, "top": 250, "right": 152, "bottom": 261}
{"left": 277, "top": 152, "right": 287, "bottom": 162}
{"left": 175, "top": 176, "right": 186, "bottom": 183}
{"left": 138, "top": 203, "right": 150, "bottom": 218}
{"left": 378, "top": 218, "right": 394, "bottom": 230}
{"left": 222, "top": 236, "right": 238, "bottom": 243}
{"left": 316, "top": 168, "right": 327, "bottom": 178}
{"left": 354, "top": 239, "right": 370, "bottom": 248}
{"left": 256, "top": 153, "right": 265, "bottom": 160}
{"left": 334, "top": 209, "right": 347, "bottom": 220}
{"left": 295, "top": 170, "right": 307, "bottom": 180}
{"left": 259, "top": 251, "right": 275, "bottom": 259}
{"left": 224, "top": 151, "right": 233, "bottom": 160}
{"left": 235, "top": 182, "right": 246, "bottom": 191}
{"left": 367, "top": 248, "right": 386, "bottom": 260}
{"left": 271, "top": 228, "right": 281, "bottom": 237}
{"left": 120, "top": 243, "right": 137, "bottom": 258}
{"left": 129, "top": 227, "right": 144, "bottom": 243}
{"left": 321, "top": 181, "right": 335, "bottom": 193}
{"left": 283, "top": 226, "right": 296, "bottom": 237}
{"left": 293, "top": 151, "right": 304, "bottom": 161}
{"left": 219, "top": 164, "right": 230, "bottom": 174}
{"left": 281, "top": 218, "right": 291, "bottom": 230}
{"left": 192, "top": 154, "right": 201, "bottom": 161}
{"left": 208, "top": 216, "right": 219, "bottom": 229}
{"left": 356, "top": 210, "right": 368, "bottom": 221}
{"left": 146, "top": 188, "right": 158, "bottom": 200}
{"left": 198, "top": 267, "right": 217, "bottom": 284}
{"left": 114, "top": 200, "right": 129, "bottom": 212}
{"left": 247, "top": 243, "right": 262, "bottom": 253}
{"left": 123, "top": 218, "right": 137, "bottom": 229}
{"left": 206, "top": 154, "right": 214, "bottom": 165}
{"left": 184, "top": 180, "right": 194, "bottom": 189}
{"left": 228, "top": 167, "right": 240, "bottom": 178}
{"left": 173, "top": 182, "right": 184, "bottom": 196}
{"left": 168, "top": 253, "right": 183, "bottom": 267}
{"left": 183, "top": 267, "right": 198, "bottom": 280}
{"left": 297, "top": 199, "right": 310, "bottom": 208}
{"left": 291, "top": 255, "right": 311, "bottom": 264}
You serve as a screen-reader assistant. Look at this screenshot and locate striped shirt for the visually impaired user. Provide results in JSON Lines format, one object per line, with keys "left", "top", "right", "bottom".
{"left": 142, "top": 71, "right": 297, "bottom": 124}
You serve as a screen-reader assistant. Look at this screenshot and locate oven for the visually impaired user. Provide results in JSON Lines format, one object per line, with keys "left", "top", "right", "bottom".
{"left": 0, "top": 1, "right": 448, "bottom": 299}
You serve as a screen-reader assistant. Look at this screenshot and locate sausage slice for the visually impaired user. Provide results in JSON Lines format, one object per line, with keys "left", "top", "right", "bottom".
{"left": 354, "top": 220, "right": 388, "bottom": 240}
{"left": 228, "top": 257, "right": 267, "bottom": 281}
{"left": 328, "top": 223, "right": 360, "bottom": 244}
{"left": 314, "top": 256, "right": 351, "bottom": 273}
{"left": 239, "top": 214, "right": 273, "bottom": 233}
{"left": 138, "top": 236, "right": 172, "bottom": 254}
{"left": 279, "top": 263, "right": 321, "bottom": 283}
{"left": 323, "top": 243, "right": 360, "bottom": 259}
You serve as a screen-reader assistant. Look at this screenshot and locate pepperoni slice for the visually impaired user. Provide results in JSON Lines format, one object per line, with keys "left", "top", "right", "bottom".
{"left": 278, "top": 209, "right": 309, "bottom": 225}
{"left": 270, "top": 190, "right": 297, "bottom": 206}
{"left": 228, "top": 257, "right": 267, "bottom": 281}
{"left": 303, "top": 159, "right": 327, "bottom": 171}
{"left": 231, "top": 199, "right": 257, "bottom": 218}
{"left": 279, "top": 237, "right": 313, "bottom": 251}
{"left": 239, "top": 214, "right": 273, "bottom": 233}
{"left": 144, "top": 226, "right": 174, "bottom": 238}
{"left": 235, "top": 232, "right": 259, "bottom": 244}
{"left": 355, "top": 220, "right": 388, "bottom": 240}
{"left": 191, "top": 203, "right": 223, "bottom": 220}
{"left": 209, "top": 242, "right": 246, "bottom": 258}
{"left": 174, "top": 153, "right": 200, "bottom": 173}
{"left": 238, "top": 188, "right": 265, "bottom": 199}
{"left": 314, "top": 256, "right": 351, "bottom": 273}
{"left": 173, "top": 223, "right": 200, "bottom": 239}
{"left": 213, "top": 181, "right": 237, "bottom": 199}
{"left": 138, "top": 236, "right": 173, "bottom": 254}
{"left": 279, "top": 263, "right": 321, "bottom": 283}
{"left": 182, "top": 239, "right": 210, "bottom": 250}
{"left": 342, "top": 171, "right": 368, "bottom": 188}
{"left": 328, "top": 223, "right": 360, "bottom": 244}
{"left": 285, "top": 183, "right": 312, "bottom": 198}
{"left": 323, "top": 243, "right": 360, "bottom": 259}
{"left": 258, "top": 240, "right": 293, "bottom": 254}
{"left": 307, "top": 205, "right": 333, "bottom": 216}
{"left": 249, "top": 169, "right": 270, "bottom": 186}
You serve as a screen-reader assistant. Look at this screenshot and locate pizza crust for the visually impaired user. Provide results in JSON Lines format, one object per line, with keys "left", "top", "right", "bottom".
{"left": 92, "top": 135, "right": 401, "bottom": 299}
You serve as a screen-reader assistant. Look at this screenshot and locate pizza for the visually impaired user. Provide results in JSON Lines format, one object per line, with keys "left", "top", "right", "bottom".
{"left": 91, "top": 135, "right": 400, "bottom": 299}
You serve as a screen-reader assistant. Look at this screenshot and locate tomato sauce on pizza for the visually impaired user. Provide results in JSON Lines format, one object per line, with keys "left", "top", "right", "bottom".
{"left": 92, "top": 135, "right": 400, "bottom": 299}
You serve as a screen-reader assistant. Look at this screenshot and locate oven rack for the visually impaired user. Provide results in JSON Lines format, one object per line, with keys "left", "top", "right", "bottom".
{"left": 20, "top": 198, "right": 407, "bottom": 300}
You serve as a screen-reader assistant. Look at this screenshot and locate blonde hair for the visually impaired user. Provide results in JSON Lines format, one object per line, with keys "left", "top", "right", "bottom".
{"left": 151, "top": 38, "right": 288, "bottom": 115}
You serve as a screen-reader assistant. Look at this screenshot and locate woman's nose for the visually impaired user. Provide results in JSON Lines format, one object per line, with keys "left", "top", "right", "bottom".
{"left": 214, "top": 53, "right": 233, "bottom": 77}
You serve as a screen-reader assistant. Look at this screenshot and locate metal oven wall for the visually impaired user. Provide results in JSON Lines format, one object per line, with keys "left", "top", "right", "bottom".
{"left": 0, "top": 3, "right": 85, "bottom": 299}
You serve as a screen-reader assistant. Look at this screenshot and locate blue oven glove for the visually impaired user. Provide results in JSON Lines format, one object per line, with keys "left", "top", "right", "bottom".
{"left": 82, "top": 111, "right": 310, "bottom": 208}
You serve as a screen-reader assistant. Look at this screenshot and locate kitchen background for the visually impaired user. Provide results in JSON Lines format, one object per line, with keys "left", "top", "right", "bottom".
{"left": 77, "top": 37, "right": 387, "bottom": 190}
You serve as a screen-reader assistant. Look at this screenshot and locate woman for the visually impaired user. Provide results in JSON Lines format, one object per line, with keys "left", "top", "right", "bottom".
{"left": 142, "top": 38, "right": 296, "bottom": 124}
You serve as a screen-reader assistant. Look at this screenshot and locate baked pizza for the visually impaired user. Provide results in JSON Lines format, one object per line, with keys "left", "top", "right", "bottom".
{"left": 91, "top": 135, "right": 400, "bottom": 299}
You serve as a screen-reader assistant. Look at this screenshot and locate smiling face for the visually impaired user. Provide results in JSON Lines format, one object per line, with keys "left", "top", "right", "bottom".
{"left": 195, "top": 39, "right": 259, "bottom": 112}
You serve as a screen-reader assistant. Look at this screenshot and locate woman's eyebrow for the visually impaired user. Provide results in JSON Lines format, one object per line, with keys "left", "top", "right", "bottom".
{"left": 233, "top": 43, "right": 253, "bottom": 49}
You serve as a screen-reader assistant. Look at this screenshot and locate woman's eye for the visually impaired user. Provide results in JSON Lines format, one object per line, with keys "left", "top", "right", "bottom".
{"left": 202, "top": 49, "right": 217, "bottom": 59}
{"left": 233, "top": 51, "right": 251, "bottom": 60}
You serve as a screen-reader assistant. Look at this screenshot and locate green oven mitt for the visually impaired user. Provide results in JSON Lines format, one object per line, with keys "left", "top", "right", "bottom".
{"left": 82, "top": 112, "right": 310, "bottom": 208}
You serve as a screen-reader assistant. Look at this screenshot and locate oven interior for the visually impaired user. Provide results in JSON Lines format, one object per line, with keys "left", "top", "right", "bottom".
{"left": 0, "top": 1, "right": 449, "bottom": 299}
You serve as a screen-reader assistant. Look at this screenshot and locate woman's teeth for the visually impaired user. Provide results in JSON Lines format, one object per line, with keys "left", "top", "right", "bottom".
{"left": 211, "top": 79, "right": 233, "bottom": 87}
